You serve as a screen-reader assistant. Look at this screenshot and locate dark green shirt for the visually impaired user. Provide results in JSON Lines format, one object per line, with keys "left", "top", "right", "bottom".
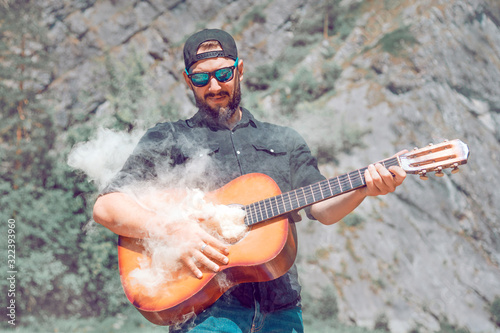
{"left": 104, "top": 108, "right": 325, "bottom": 312}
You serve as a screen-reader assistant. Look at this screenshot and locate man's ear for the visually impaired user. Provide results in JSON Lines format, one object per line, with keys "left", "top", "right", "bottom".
{"left": 183, "top": 69, "right": 193, "bottom": 88}
{"left": 237, "top": 58, "right": 244, "bottom": 82}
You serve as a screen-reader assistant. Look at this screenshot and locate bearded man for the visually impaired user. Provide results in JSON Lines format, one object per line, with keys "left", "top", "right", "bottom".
{"left": 93, "top": 29, "right": 406, "bottom": 332}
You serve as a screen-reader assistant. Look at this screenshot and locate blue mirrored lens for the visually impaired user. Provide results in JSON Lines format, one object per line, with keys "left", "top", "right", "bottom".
{"left": 215, "top": 67, "right": 233, "bottom": 82}
{"left": 191, "top": 73, "right": 209, "bottom": 86}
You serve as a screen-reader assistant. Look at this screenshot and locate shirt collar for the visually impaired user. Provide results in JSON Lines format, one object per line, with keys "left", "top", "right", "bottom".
{"left": 186, "top": 107, "right": 258, "bottom": 130}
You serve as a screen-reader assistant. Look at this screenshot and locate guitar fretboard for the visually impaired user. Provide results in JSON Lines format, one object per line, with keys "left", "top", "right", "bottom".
{"left": 243, "top": 157, "right": 400, "bottom": 226}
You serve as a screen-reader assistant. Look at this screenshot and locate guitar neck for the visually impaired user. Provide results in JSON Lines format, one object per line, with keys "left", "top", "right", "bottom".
{"left": 244, "top": 156, "right": 400, "bottom": 226}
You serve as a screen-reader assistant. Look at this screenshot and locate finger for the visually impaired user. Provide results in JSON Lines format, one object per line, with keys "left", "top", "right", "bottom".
{"left": 368, "top": 164, "right": 387, "bottom": 192}
{"left": 388, "top": 166, "right": 406, "bottom": 185}
{"left": 365, "top": 165, "right": 385, "bottom": 196}
{"left": 201, "top": 244, "right": 229, "bottom": 265}
{"left": 364, "top": 166, "right": 374, "bottom": 194}
{"left": 193, "top": 251, "right": 221, "bottom": 273}
{"left": 183, "top": 256, "right": 204, "bottom": 279}
{"left": 374, "top": 163, "right": 396, "bottom": 192}
{"left": 366, "top": 164, "right": 391, "bottom": 195}
{"left": 203, "top": 234, "right": 230, "bottom": 255}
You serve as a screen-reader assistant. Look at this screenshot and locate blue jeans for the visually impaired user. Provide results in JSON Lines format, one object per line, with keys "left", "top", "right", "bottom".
{"left": 169, "top": 293, "right": 304, "bottom": 333}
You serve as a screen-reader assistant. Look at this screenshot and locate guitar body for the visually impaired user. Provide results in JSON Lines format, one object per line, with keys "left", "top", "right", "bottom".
{"left": 118, "top": 173, "right": 297, "bottom": 326}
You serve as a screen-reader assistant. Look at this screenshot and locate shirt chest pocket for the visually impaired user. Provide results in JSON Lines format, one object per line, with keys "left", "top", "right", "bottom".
{"left": 173, "top": 144, "right": 220, "bottom": 165}
{"left": 252, "top": 143, "right": 287, "bottom": 157}
{"left": 245, "top": 142, "right": 290, "bottom": 187}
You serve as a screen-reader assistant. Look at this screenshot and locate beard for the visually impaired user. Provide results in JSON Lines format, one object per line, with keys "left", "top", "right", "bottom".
{"left": 194, "top": 81, "right": 242, "bottom": 125}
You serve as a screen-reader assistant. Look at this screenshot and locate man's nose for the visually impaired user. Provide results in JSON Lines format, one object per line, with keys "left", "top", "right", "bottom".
{"left": 207, "top": 76, "right": 222, "bottom": 92}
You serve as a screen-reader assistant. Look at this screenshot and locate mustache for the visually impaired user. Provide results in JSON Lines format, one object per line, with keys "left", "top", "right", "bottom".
{"left": 205, "top": 91, "right": 230, "bottom": 99}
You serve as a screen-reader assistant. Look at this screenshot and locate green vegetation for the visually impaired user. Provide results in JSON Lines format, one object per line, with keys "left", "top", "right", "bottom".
{"left": 377, "top": 25, "right": 419, "bottom": 56}
{"left": 435, "top": 317, "right": 471, "bottom": 333}
{"left": 342, "top": 212, "right": 366, "bottom": 228}
{"left": 303, "top": 285, "right": 339, "bottom": 323}
{"left": 490, "top": 296, "right": 500, "bottom": 327}
{"left": 245, "top": 62, "right": 281, "bottom": 91}
{"left": 104, "top": 49, "right": 179, "bottom": 130}
{"left": 231, "top": 2, "right": 268, "bottom": 36}
{"left": 0, "top": 2, "right": 180, "bottom": 329}
{"left": 0, "top": 0, "right": 119, "bottom": 327}
{"left": 373, "top": 313, "right": 390, "bottom": 331}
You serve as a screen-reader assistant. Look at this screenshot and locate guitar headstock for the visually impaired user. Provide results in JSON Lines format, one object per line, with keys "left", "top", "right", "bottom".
{"left": 398, "top": 139, "right": 470, "bottom": 180}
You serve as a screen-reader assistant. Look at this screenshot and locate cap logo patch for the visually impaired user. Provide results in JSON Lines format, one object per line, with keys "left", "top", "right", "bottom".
{"left": 196, "top": 51, "right": 225, "bottom": 60}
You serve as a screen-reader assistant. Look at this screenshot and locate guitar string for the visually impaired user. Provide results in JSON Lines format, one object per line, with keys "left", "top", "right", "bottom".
{"left": 245, "top": 173, "right": 366, "bottom": 225}
{"left": 244, "top": 159, "right": 400, "bottom": 225}
{"left": 245, "top": 167, "right": 380, "bottom": 225}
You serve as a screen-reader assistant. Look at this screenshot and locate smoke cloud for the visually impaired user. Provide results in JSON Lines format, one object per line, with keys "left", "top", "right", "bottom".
{"left": 68, "top": 126, "right": 247, "bottom": 313}
{"left": 127, "top": 186, "right": 246, "bottom": 296}
{"left": 67, "top": 127, "right": 145, "bottom": 191}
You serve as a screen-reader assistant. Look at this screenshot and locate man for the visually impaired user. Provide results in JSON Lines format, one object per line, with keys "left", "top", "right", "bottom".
{"left": 93, "top": 29, "right": 406, "bottom": 332}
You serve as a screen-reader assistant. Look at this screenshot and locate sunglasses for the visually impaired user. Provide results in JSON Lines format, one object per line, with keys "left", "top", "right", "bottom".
{"left": 185, "top": 58, "right": 239, "bottom": 87}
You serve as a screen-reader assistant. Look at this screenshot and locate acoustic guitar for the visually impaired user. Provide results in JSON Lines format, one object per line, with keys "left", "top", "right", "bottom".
{"left": 117, "top": 139, "right": 469, "bottom": 325}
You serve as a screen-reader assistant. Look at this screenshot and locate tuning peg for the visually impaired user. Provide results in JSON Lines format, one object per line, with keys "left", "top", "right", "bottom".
{"left": 428, "top": 143, "right": 434, "bottom": 146}
{"left": 451, "top": 163, "right": 460, "bottom": 174}
{"left": 419, "top": 170, "right": 429, "bottom": 180}
{"left": 435, "top": 166, "right": 444, "bottom": 177}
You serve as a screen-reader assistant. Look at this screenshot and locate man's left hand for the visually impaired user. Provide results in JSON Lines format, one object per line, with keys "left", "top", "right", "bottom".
{"left": 362, "top": 150, "right": 407, "bottom": 197}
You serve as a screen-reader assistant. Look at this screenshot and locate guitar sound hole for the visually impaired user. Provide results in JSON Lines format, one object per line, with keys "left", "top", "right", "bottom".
{"left": 215, "top": 204, "right": 249, "bottom": 244}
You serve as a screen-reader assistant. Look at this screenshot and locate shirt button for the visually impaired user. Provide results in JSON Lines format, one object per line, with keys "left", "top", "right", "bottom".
{"left": 270, "top": 149, "right": 274, "bottom": 153}
{"left": 237, "top": 151, "right": 241, "bottom": 155}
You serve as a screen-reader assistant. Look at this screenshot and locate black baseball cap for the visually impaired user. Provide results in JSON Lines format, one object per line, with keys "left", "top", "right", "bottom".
{"left": 183, "top": 29, "right": 238, "bottom": 72}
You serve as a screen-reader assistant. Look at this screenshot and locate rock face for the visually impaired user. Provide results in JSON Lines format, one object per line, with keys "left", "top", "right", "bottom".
{"left": 42, "top": 0, "right": 499, "bottom": 332}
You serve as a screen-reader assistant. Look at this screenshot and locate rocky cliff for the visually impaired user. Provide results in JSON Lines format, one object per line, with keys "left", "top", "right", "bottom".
{"left": 41, "top": 0, "right": 500, "bottom": 332}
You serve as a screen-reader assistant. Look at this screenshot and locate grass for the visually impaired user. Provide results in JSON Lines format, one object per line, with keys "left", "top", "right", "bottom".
{"left": 2, "top": 307, "right": 391, "bottom": 333}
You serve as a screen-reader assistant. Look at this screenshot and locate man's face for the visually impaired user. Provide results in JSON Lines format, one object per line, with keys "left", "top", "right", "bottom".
{"left": 185, "top": 56, "right": 243, "bottom": 125}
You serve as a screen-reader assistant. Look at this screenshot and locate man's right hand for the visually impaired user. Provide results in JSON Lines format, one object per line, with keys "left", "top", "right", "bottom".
{"left": 158, "top": 218, "right": 230, "bottom": 279}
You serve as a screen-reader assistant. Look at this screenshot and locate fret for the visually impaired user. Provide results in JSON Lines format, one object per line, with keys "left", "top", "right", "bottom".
{"left": 280, "top": 193, "right": 287, "bottom": 213}
{"left": 251, "top": 203, "right": 259, "bottom": 224}
{"left": 350, "top": 170, "right": 364, "bottom": 189}
{"left": 275, "top": 195, "right": 284, "bottom": 215}
{"left": 298, "top": 187, "right": 307, "bottom": 207}
{"left": 282, "top": 192, "right": 292, "bottom": 212}
{"left": 320, "top": 179, "right": 333, "bottom": 198}
{"left": 261, "top": 199, "right": 269, "bottom": 220}
{"left": 269, "top": 196, "right": 277, "bottom": 216}
{"left": 337, "top": 176, "right": 343, "bottom": 192}
{"left": 310, "top": 182, "right": 322, "bottom": 202}
{"left": 347, "top": 172, "right": 353, "bottom": 189}
{"left": 326, "top": 178, "right": 334, "bottom": 196}
{"left": 330, "top": 177, "right": 341, "bottom": 195}
{"left": 358, "top": 169, "right": 365, "bottom": 186}
{"left": 338, "top": 174, "right": 351, "bottom": 192}
{"left": 244, "top": 206, "right": 251, "bottom": 225}
{"left": 260, "top": 200, "right": 269, "bottom": 220}
{"left": 245, "top": 204, "right": 256, "bottom": 225}
{"left": 291, "top": 190, "right": 300, "bottom": 209}
{"left": 255, "top": 201, "right": 263, "bottom": 222}
{"left": 303, "top": 185, "right": 313, "bottom": 205}
{"left": 315, "top": 181, "right": 324, "bottom": 200}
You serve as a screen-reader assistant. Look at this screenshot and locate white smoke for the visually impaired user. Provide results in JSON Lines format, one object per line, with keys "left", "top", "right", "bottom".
{"left": 128, "top": 187, "right": 247, "bottom": 296}
{"left": 67, "top": 127, "right": 145, "bottom": 191}
{"left": 67, "top": 127, "right": 248, "bottom": 302}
